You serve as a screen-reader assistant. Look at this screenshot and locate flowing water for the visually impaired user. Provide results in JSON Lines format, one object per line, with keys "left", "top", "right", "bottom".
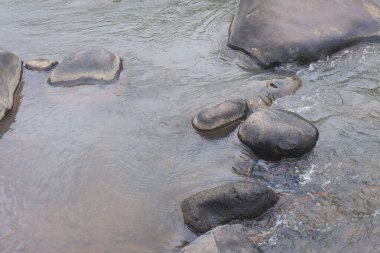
{"left": 0, "top": 0, "right": 379, "bottom": 252}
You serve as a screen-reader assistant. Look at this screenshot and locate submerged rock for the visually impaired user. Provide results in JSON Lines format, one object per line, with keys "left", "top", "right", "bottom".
{"left": 48, "top": 46, "right": 123, "bottom": 86}
{"left": 258, "top": 77, "right": 302, "bottom": 102}
{"left": 181, "top": 181, "right": 278, "bottom": 234}
{"left": 238, "top": 109, "right": 319, "bottom": 160}
{"left": 192, "top": 99, "right": 249, "bottom": 132}
{"left": 181, "top": 224, "right": 262, "bottom": 253}
{"left": 0, "top": 48, "right": 23, "bottom": 121}
{"left": 25, "top": 59, "right": 58, "bottom": 71}
{"left": 228, "top": 0, "right": 380, "bottom": 67}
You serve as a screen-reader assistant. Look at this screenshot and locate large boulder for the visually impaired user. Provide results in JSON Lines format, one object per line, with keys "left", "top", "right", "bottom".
{"left": 228, "top": 0, "right": 380, "bottom": 68}
{"left": 181, "top": 224, "right": 262, "bottom": 253}
{"left": 192, "top": 99, "right": 249, "bottom": 132}
{"left": 0, "top": 48, "right": 23, "bottom": 121}
{"left": 48, "top": 46, "right": 123, "bottom": 86}
{"left": 238, "top": 109, "right": 319, "bottom": 160}
{"left": 181, "top": 181, "right": 278, "bottom": 235}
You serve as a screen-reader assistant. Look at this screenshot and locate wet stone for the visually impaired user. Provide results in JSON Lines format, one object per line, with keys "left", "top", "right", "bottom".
{"left": 228, "top": 0, "right": 380, "bottom": 67}
{"left": 25, "top": 59, "right": 58, "bottom": 71}
{"left": 0, "top": 48, "right": 23, "bottom": 121}
{"left": 48, "top": 46, "right": 123, "bottom": 86}
{"left": 181, "top": 224, "right": 262, "bottom": 253}
{"left": 238, "top": 109, "right": 319, "bottom": 161}
{"left": 181, "top": 181, "right": 278, "bottom": 235}
{"left": 258, "top": 77, "right": 302, "bottom": 102}
{"left": 192, "top": 99, "right": 249, "bottom": 132}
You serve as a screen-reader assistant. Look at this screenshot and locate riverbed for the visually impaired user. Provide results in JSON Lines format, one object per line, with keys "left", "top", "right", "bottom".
{"left": 0, "top": 0, "right": 379, "bottom": 252}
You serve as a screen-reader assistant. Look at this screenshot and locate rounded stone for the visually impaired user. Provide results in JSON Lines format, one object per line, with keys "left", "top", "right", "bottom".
{"left": 192, "top": 99, "right": 249, "bottom": 132}
{"left": 238, "top": 109, "right": 319, "bottom": 160}
{"left": 181, "top": 181, "right": 278, "bottom": 235}
{"left": 25, "top": 59, "right": 58, "bottom": 71}
{"left": 0, "top": 48, "right": 23, "bottom": 121}
{"left": 48, "top": 46, "right": 123, "bottom": 86}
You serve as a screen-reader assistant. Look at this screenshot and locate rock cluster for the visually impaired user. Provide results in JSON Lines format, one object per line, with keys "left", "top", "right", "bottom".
{"left": 185, "top": 75, "right": 318, "bottom": 251}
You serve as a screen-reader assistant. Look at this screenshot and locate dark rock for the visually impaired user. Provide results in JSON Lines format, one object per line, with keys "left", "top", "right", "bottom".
{"left": 48, "top": 46, "right": 123, "bottom": 86}
{"left": 228, "top": 0, "right": 380, "bottom": 68}
{"left": 192, "top": 99, "right": 249, "bottom": 132}
{"left": 258, "top": 77, "right": 301, "bottom": 102}
{"left": 181, "top": 224, "right": 262, "bottom": 253}
{"left": 181, "top": 181, "right": 278, "bottom": 234}
{"left": 0, "top": 48, "right": 23, "bottom": 121}
{"left": 25, "top": 59, "right": 58, "bottom": 71}
{"left": 238, "top": 109, "right": 319, "bottom": 160}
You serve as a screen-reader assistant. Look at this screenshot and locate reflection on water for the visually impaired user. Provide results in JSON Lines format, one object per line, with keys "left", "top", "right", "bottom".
{"left": 0, "top": 0, "right": 379, "bottom": 252}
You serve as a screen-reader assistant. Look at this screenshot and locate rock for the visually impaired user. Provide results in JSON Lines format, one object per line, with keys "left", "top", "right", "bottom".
{"left": 238, "top": 109, "right": 319, "bottom": 160}
{"left": 192, "top": 99, "right": 249, "bottom": 132}
{"left": 181, "top": 224, "right": 262, "bottom": 253}
{"left": 258, "top": 77, "right": 301, "bottom": 102}
{"left": 25, "top": 59, "right": 58, "bottom": 71}
{"left": 181, "top": 181, "right": 278, "bottom": 234}
{"left": 228, "top": 0, "right": 380, "bottom": 68}
{"left": 0, "top": 48, "right": 23, "bottom": 121}
{"left": 48, "top": 46, "right": 123, "bottom": 86}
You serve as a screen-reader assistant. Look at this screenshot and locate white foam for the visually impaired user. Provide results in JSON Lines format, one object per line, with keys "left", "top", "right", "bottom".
{"left": 300, "top": 164, "right": 317, "bottom": 185}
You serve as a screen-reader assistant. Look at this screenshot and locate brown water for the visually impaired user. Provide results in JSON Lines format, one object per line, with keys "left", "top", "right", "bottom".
{"left": 0, "top": 0, "right": 379, "bottom": 252}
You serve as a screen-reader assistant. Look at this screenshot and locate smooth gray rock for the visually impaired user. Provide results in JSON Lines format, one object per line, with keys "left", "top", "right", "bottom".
{"left": 0, "top": 48, "right": 23, "bottom": 121}
{"left": 181, "top": 224, "right": 262, "bottom": 253}
{"left": 228, "top": 0, "right": 380, "bottom": 68}
{"left": 181, "top": 181, "right": 278, "bottom": 235}
{"left": 48, "top": 47, "right": 123, "bottom": 86}
{"left": 192, "top": 99, "right": 249, "bottom": 132}
{"left": 238, "top": 109, "right": 319, "bottom": 160}
{"left": 25, "top": 59, "right": 58, "bottom": 71}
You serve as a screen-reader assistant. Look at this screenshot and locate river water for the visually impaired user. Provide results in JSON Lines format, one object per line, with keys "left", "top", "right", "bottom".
{"left": 0, "top": 0, "right": 379, "bottom": 252}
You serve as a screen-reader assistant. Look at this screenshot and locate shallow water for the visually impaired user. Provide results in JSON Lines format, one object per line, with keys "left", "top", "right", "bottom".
{"left": 0, "top": 0, "right": 379, "bottom": 252}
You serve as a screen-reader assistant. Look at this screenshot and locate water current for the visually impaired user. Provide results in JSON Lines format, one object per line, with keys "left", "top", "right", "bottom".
{"left": 0, "top": 0, "right": 379, "bottom": 252}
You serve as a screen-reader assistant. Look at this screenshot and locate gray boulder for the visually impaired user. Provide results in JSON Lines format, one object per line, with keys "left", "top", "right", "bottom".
{"left": 238, "top": 109, "right": 319, "bottom": 160}
{"left": 0, "top": 48, "right": 23, "bottom": 121}
{"left": 228, "top": 0, "right": 380, "bottom": 68}
{"left": 181, "top": 181, "right": 278, "bottom": 234}
{"left": 25, "top": 59, "right": 58, "bottom": 71}
{"left": 48, "top": 47, "right": 123, "bottom": 86}
{"left": 192, "top": 99, "right": 249, "bottom": 132}
{"left": 181, "top": 224, "right": 262, "bottom": 253}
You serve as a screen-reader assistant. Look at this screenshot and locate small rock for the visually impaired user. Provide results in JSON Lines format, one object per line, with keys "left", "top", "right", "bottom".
{"left": 0, "top": 48, "right": 23, "bottom": 121}
{"left": 181, "top": 181, "right": 278, "bottom": 234}
{"left": 258, "top": 77, "right": 302, "bottom": 102}
{"left": 181, "top": 224, "right": 262, "bottom": 253}
{"left": 48, "top": 46, "right": 123, "bottom": 86}
{"left": 192, "top": 99, "right": 249, "bottom": 132}
{"left": 25, "top": 59, "right": 58, "bottom": 71}
{"left": 238, "top": 109, "right": 319, "bottom": 160}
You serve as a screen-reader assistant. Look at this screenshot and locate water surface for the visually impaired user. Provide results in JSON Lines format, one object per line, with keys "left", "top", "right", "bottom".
{"left": 0, "top": 0, "right": 379, "bottom": 252}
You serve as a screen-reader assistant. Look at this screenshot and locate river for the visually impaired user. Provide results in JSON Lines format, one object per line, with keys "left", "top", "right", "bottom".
{"left": 0, "top": 0, "right": 379, "bottom": 252}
